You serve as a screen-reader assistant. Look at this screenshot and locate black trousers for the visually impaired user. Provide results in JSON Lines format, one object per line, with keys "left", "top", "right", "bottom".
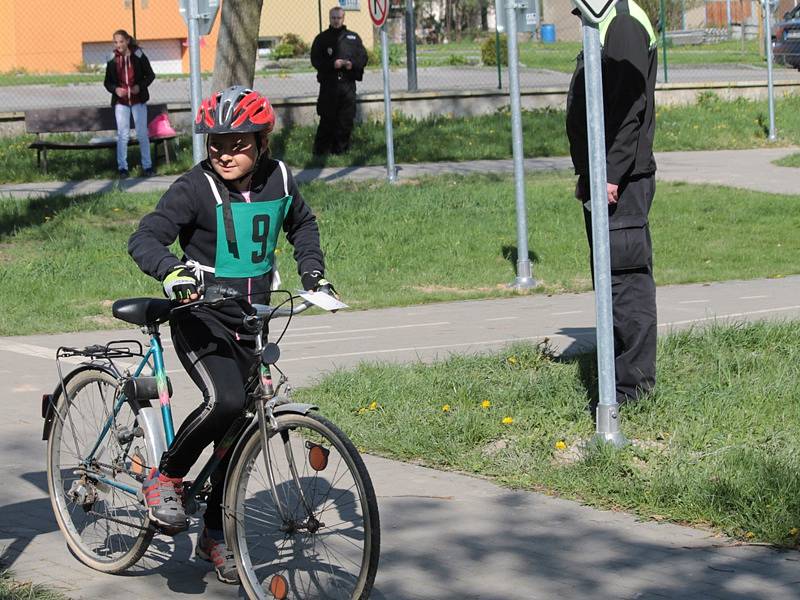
{"left": 583, "top": 174, "right": 657, "bottom": 403}
{"left": 161, "top": 310, "right": 257, "bottom": 530}
{"left": 314, "top": 79, "right": 357, "bottom": 154}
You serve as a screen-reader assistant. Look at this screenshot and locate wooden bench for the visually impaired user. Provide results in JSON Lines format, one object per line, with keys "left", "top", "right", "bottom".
{"left": 25, "top": 104, "right": 177, "bottom": 174}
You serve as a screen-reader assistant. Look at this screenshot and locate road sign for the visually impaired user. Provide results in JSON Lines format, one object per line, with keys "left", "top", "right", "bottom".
{"left": 369, "top": 0, "right": 389, "bottom": 27}
{"left": 179, "top": 0, "right": 220, "bottom": 36}
{"left": 571, "top": 0, "right": 616, "bottom": 24}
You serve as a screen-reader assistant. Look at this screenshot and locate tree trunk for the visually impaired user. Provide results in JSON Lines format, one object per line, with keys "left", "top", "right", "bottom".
{"left": 210, "top": 0, "right": 264, "bottom": 92}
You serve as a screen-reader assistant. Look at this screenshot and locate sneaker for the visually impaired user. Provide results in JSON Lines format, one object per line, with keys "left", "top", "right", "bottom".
{"left": 142, "top": 468, "right": 188, "bottom": 532}
{"left": 118, "top": 169, "right": 129, "bottom": 179}
{"left": 143, "top": 168, "right": 156, "bottom": 177}
{"left": 196, "top": 527, "right": 239, "bottom": 584}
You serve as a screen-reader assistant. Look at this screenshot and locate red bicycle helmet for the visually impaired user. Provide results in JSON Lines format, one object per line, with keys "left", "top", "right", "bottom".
{"left": 194, "top": 86, "right": 275, "bottom": 135}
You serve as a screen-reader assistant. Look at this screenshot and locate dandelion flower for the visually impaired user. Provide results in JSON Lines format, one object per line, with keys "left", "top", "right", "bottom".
{"left": 790, "top": 528, "right": 799, "bottom": 536}
{"left": 555, "top": 440, "right": 567, "bottom": 451}
{"left": 744, "top": 531, "right": 755, "bottom": 539}
{"left": 507, "top": 356, "right": 517, "bottom": 365}
{"left": 502, "top": 416, "right": 513, "bottom": 425}
{"left": 369, "top": 401, "right": 378, "bottom": 411}
{"left": 481, "top": 400, "right": 491, "bottom": 409}
{"left": 442, "top": 404, "right": 451, "bottom": 412}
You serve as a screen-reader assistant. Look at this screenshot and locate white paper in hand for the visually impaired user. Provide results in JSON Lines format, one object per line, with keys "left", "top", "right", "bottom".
{"left": 298, "top": 291, "right": 349, "bottom": 311}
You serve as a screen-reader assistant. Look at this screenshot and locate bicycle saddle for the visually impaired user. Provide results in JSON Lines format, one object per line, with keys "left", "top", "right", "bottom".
{"left": 112, "top": 298, "right": 173, "bottom": 326}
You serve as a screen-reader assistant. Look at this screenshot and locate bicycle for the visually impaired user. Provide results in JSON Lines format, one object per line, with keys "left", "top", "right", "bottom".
{"left": 42, "top": 286, "right": 380, "bottom": 599}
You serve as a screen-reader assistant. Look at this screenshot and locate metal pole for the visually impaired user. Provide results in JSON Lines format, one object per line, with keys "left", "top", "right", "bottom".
{"left": 764, "top": 0, "right": 777, "bottom": 141}
{"left": 582, "top": 17, "right": 624, "bottom": 447}
{"left": 132, "top": 0, "right": 137, "bottom": 40}
{"left": 660, "top": 0, "right": 669, "bottom": 83}
{"left": 505, "top": 0, "right": 535, "bottom": 290}
{"left": 681, "top": 0, "right": 686, "bottom": 30}
{"left": 405, "top": 0, "right": 418, "bottom": 91}
{"left": 726, "top": 0, "right": 732, "bottom": 38}
{"left": 495, "top": 28, "right": 503, "bottom": 89}
{"left": 188, "top": 0, "right": 205, "bottom": 164}
{"left": 380, "top": 25, "right": 397, "bottom": 183}
{"left": 318, "top": 0, "right": 323, "bottom": 33}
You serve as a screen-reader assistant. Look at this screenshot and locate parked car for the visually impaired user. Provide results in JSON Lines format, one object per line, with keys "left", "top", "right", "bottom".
{"left": 772, "top": 4, "right": 800, "bottom": 69}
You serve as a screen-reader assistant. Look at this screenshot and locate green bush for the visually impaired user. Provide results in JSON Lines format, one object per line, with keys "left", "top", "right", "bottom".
{"left": 273, "top": 43, "right": 295, "bottom": 60}
{"left": 447, "top": 54, "right": 469, "bottom": 66}
{"left": 481, "top": 35, "right": 507, "bottom": 66}
{"left": 367, "top": 44, "right": 403, "bottom": 67}
{"left": 279, "top": 32, "right": 309, "bottom": 57}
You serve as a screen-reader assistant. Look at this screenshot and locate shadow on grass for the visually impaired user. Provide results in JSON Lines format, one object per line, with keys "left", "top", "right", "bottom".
{"left": 501, "top": 244, "right": 540, "bottom": 270}
{"left": 0, "top": 194, "right": 101, "bottom": 239}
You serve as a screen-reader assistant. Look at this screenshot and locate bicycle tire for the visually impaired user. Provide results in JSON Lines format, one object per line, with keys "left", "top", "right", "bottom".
{"left": 46, "top": 368, "right": 154, "bottom": 572}
{"left": 225, "top": 412, "right": 380, "bottom": 600}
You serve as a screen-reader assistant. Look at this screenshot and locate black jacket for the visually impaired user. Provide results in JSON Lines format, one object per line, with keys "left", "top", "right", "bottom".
{"left": 103, "top": 48, "right": 156, "bottom": 106}
{"left": 566, "top": 11, "right": 657, "bottom": 184}
{"left": 128, "top": 158, "right": 324, "bottom": 307}
{"left": 311, "top": 26, "right": 368, "bottom": 84}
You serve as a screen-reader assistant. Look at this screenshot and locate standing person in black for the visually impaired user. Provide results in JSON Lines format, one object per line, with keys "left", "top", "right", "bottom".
{"left": 311, "top": 6, "right": 368, "bottom": 155}
{"left": 566, "top": 0, "right": 658, "bottom": 406}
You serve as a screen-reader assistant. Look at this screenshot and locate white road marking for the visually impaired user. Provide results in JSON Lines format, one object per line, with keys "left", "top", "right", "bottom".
{"left": 551, "top": 310, "right": 583, "bottom": 316}
{"left": 278, "top": 334, "right": 557, "bottom": 363}
{"left": 659, "top": 305, "right": 800, "bottom": 328}
{"left": 285, "top": 321, "right": 450, "bottom": 338}
{"left": 287, "top": 325, "right": 333, "bottom": 332}
{"left": 678, "top": 300, "right": 710, "bottom": 304}
{"left": 739, "top": 295, "right": 769, "bottom": 300}
{"left": 279, "top": 335, "right": 375, "bottom": 347}
{"left": 485, "top": 317, "right": 518, "bottom": 322}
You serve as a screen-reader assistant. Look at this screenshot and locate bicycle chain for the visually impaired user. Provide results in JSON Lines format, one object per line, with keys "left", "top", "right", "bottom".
{"left": 86, "top": 509, "right": 152, "bottom": 532}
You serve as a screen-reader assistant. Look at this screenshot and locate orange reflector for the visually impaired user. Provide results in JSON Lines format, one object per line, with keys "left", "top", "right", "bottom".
{"left": 130, "top": 449, "right": 146, "bottom": 476}
{"left": 269, "top": 574, "right": 288, "bottom": 599}
{"left": 308, "top": 444, "right": 329, "bottom": 471}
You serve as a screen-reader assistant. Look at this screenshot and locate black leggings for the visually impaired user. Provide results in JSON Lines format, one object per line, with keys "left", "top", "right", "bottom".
{"left": 160, "top": 310, "right": 257, "bottom": 530}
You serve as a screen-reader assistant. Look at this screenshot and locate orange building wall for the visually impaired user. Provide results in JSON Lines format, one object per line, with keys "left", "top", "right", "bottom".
{"left": 0, "top": 0, "right": 219, "bottom": 73}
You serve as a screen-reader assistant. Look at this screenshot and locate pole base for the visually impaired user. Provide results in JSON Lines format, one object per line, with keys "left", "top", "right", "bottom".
{"left": 593, "top": 402, "right": 627, "bottom": 448}
{"left": 508, "top": 276, "right": 538, "bottom": 290}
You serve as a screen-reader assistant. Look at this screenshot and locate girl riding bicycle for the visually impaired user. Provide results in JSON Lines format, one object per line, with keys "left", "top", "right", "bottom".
{"left": 128, "top": 85, "right": 333, "bottom": 584}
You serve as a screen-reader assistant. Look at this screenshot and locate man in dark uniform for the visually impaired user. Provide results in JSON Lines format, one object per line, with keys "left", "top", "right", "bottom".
{"left": 311, "top": 6, "right": 368, "bottom": 155}
{"left": 566, "top": 0, "right": 658, "bottom": 405}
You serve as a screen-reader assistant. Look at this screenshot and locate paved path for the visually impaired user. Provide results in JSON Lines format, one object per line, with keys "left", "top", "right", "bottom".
{"left": 3, "top": 64, "right": 799, "bottom": 111}
{"left": 1, "top": 148, "right": 798, "bottom": 200}
{"left": 2, "top": 276, "right": 800, "bottom": 598}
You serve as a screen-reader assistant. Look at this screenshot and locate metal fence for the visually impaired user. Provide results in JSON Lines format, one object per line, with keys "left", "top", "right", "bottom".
{"left": 0, "top": 0, "right": 798, "bottom": 113}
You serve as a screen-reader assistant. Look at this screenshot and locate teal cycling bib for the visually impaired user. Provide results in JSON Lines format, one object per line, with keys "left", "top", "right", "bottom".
{"left": 214, "top": 196, "right": 292, "bottom": 278}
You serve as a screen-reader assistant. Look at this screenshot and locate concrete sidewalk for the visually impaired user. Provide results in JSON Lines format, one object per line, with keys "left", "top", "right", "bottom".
{"left": 2, "top": 276, "right": 800, "bottom": 599}
{"left": 1, "top": 147, "right": 797, "bottom": 200}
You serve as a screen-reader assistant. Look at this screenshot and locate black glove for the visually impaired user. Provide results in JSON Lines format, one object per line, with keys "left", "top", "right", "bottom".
{"left": 162, "top": 267, "right": 198, "bottom": 302}
{"left": 301, "top": 270, "right": 338, "bottom": 298}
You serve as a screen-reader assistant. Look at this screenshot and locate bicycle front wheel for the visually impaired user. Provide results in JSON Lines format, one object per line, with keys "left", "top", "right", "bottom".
{"left": 46, "top": 368, "right": 153, "bottom": 572}
{"left": 225, "top": 412, "right": 380, "bottom": 600}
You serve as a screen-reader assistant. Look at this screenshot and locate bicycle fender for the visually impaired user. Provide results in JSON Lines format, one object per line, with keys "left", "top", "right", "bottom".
{"left": 273, "top": 402, "right": 318, "bottom": 416}
{"left": 42, "top": 363, "right": 119, "bottom": 441}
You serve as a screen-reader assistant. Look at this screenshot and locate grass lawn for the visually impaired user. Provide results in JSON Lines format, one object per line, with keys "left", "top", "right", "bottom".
{"left": 0, "top": 172, "right": 798, "bottom": 336}
{"left": 298, "top": 319, "right": 800, "bottom": 547}
{"left": 774, "top": 152, "right": 800, "bottom": 168}
{"left": 0, "top": 569, "right": 66, "bottom": 600}
{"left": 2, "top": 93, "right": 799, "bottom": 184}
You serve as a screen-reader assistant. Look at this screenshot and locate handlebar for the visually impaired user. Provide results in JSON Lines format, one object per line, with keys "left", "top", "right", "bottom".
{"left": 171, "top": 285, "right": 320, "bottom": 321}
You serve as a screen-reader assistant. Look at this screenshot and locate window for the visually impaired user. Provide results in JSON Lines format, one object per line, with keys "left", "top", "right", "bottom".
{"left": 339, "top": 0, "right": 360, "bottom": 10}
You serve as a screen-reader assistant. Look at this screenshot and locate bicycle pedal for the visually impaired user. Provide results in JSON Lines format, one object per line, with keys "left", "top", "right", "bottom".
{"left": 154, "top": 520, "right": 189, "bottom": 537}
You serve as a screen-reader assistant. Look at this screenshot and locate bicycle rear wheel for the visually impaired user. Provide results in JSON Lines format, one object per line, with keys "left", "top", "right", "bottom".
{"left": 46, "top": 368, "right": 154, "bottom": 572}
{"left": 225, "top": 412, "right": 380, "bottom": 600}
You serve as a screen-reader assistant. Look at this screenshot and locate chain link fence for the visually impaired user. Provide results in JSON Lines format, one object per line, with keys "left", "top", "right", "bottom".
{"left": 0, "top": 0, "right": 798, "bottom": 113}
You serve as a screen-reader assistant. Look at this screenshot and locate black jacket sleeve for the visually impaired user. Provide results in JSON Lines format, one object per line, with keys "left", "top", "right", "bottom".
{"left": 602, "top": 15, "right": 650, "bottom": 184}
{"left": 136, "top": 51, "right": 156, "bottom": 89}
{"left": 282, "top": 167, "right": 325, "bottom": 276}
{"left": 311, "top": 31, "right": 336, "bottom": 80}
{"left": 350, "top": 34, "right": 368, "bottom": 81}
{"left": 103, "top": 60, "right": 117, "bottom": 96}
{"left": 128, "top": 175, "right": 198, "bottom": 281}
